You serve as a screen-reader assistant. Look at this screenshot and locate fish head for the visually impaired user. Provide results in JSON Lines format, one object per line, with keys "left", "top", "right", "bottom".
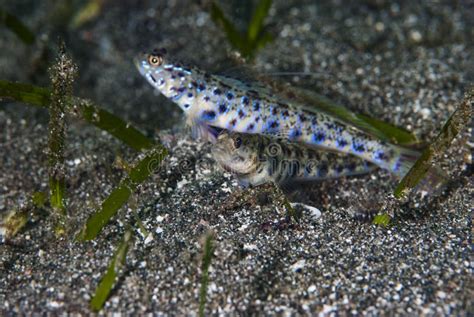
{"left": 134, "top": 48, "right": 193, "bottom": 101}
{"left": 212, "top": 131, "right": 259, "bottom": 177}
{"left": 134, "top": 48, "right": 168, "bottom": 77}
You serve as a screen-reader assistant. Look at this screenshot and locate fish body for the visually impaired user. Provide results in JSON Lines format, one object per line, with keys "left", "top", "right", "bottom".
{"left": 135, "top": 49, "right": 419, "bottom": 177}
{"left": 212, "top": 131, "right": 377, "bottom": 187}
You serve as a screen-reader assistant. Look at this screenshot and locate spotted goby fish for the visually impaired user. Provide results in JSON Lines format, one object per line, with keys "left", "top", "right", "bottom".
{"left": 135, "top": 49, "right": 420, "bottom": 177}
{"left": 211, "top": 131, "right": 377, "bottom": 187}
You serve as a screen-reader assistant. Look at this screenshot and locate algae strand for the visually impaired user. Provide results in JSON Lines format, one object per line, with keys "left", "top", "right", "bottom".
{"left": 47, "top": 44, "right": 77, "bottom": 231}
{"left": 394, "top": 89, "right": 473, "bottom": 198}
{"left": 199, "top": 232, "right": 214, "bottom": 317}
{"left": 90, "top": 228, "right": 134, "bottom": 311}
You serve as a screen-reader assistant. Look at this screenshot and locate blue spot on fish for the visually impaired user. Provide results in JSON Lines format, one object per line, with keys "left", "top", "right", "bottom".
{"left": 313, "top": 132, "right": 325, "bottom": 143}
{"left": 267, "top": 120, "right": 279, "bottom": 130}
{"left": 337, "top": 138, "right": 347, "bottom": 148}
{"left": 290, "top": 129, "right": 302, "bottom": 139}
{"left": 375, "top": 150, "right": 387, "bottom": 161}
{"left": 352, "top": 140, "right": 365, "bottom": 153}
{"left": 197, "top": 83, "right": 206, "bottom": 92}
{"left": 253, "top": 101, "right": 260, "bottom": 111}
{"left": 173, "top": 94, "right": 183, "bottom": 101}
{"left": 218, "top": 103, "right": 227, "bottom": 113}
{"left": 201, "top": 110, "right": 216, "bottom": 121}
{"left": 393, "top": 160, "right": 401, "bottom": 172}
{"left": 241, "top": 96, "right": 249, "bottom": 105}
{"left": 226, "top": 92, "right": 234, "bottom": 100}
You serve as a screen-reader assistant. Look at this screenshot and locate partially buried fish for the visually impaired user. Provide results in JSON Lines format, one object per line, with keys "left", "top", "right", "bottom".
{"left": 211, "top": 131, "right": 377, "bottom": 187}
{"left": 135, "top": 49, "right": 420, "bottom": 177}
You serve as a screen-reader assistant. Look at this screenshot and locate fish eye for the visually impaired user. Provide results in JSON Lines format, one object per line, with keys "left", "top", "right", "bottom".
{"left": 148, "top": 54, "right": 163, "bottom": 66}
{"left": 233, "top": 136, "right": 242, "bottom": 149}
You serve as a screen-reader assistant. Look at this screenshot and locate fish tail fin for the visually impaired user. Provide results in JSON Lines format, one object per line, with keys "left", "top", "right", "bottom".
{"left": 392, "top": 145, "right": 449, "bottom": 194}
{"left": 415, "top": 165, "right": 450, "bottom": 196}
{"left": 391, "top": 145, "right": 421, "bottom": 178}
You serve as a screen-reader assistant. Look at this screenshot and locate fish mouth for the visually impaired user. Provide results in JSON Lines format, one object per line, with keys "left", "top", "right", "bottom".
{"left": 133, "top": 55, "right": 148, "bottom": 76}
{"left": 221, "top": 164, "right": 255, "bottom": 178}
{"left": 219, "top": 162, "right": 234, "bottom": 173}
{"left": 213, "top": 158, "right": 244, "bottom": 175}
{"left": 211, "top": 143, "right": 228, "bottom": 160}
